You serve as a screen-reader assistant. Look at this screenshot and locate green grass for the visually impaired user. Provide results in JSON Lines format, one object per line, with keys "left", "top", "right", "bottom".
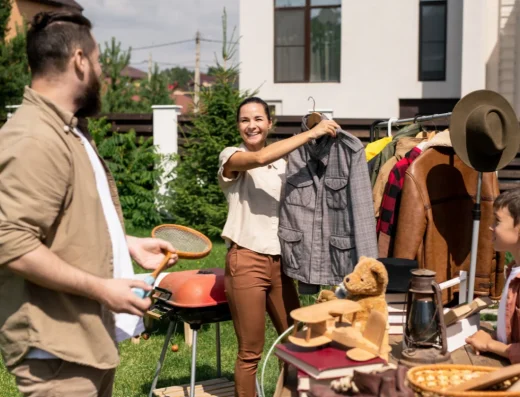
{"left": 0, "top": 226, "right": 315, "bottom": 397}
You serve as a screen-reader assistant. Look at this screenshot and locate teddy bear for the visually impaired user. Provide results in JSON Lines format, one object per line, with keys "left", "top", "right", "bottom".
{"left": 317, "top": 256, "right": 389, "bottom": 332}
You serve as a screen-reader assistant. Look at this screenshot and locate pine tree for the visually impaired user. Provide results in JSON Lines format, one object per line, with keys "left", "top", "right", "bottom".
{"left": 165, "top": 69, "right": 250, "bottom": 238}
{"left": 99, "top": 37, "right": 141, "bottom": 113}
{"left": 0, "top": 0, "right": 30, "bottom": 120}
{"left": 139, "top": 63, "right": 174, "bottom": 109}
{"left": 162, "top": 67, "right": 193, "bottom": 90}
{"left": 165, "top": 8, "right": 251, "bottom": 238}
{"left": 0, "top": 0, "right": 11, "bottom": 37}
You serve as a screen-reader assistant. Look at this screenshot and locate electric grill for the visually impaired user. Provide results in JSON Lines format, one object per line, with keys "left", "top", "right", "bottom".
{"left": 147, "top": 268, "right": 232, "bottom": 397}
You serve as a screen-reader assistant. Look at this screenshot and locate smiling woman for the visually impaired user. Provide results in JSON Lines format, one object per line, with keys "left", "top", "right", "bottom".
{"left": 217, "top": 96, "right": 339, "bottom": 396}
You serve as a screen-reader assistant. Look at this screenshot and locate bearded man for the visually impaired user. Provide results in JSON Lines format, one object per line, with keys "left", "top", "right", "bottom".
{"left": 0, "top": 11, "right": 178, "bottom": 396}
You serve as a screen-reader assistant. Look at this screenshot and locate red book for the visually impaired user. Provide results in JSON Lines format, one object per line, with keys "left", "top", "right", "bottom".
{"left": 275, "top": 342, "right": 386, "bottom": 380}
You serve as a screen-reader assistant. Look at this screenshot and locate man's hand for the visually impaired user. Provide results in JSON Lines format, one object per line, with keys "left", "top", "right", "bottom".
{"left": 96, "top": 278, "right": 153, "bottom": 317}
{"left": 127, "top": 236, "right": 178, "bottom": 271}
{"left": 466, "top": 330, "right": 493, "bottom": 355}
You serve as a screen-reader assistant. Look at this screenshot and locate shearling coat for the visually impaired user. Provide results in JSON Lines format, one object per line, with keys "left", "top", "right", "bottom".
{"left": 392, "top": 134, "right": 505, "bottom": 302}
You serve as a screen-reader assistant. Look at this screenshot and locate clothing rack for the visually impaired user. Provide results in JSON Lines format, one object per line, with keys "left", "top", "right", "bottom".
{"left": 370, "top": 112, "right": 453, "bottom": 142}
{"left": 370, "top": 110, "right": 482, "bottom": 305}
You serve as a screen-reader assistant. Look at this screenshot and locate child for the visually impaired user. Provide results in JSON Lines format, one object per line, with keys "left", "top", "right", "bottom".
{"left": 465, "top": 188, "right": 520, "bottom": 363}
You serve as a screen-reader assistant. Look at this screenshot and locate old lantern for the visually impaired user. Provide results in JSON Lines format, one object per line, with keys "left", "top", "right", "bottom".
{"left": 401, "top": 269, "right": 451, "bottom": 366}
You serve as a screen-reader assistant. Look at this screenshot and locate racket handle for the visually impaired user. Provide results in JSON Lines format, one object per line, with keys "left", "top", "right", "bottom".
{"left": 133, "top": 251, "right": 172, "bottom": 298}
{"left": 151, "top": 251, "right": 173, "bottom": 279}
{"left": 133, "top": 275, "right": 156, "bottom": 299}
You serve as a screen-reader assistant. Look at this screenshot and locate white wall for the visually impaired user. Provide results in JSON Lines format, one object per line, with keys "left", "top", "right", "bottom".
{"left": 239, "top": 0, "right": 464, "bottom": 118}
{"left": 461, "top": 0, "right": 500, "bottom": 96}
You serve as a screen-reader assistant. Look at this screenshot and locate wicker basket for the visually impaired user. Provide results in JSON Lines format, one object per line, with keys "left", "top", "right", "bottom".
{"left": 406, "top": 364, "right": 520, "bottom": 397}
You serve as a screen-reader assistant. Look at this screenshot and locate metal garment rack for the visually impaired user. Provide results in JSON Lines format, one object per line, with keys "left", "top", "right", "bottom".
{"left": 371, "top": 111, "right": 481, "bottom": 305}
{"left": 370, "top": 112, "right": 453, "bottom": 142}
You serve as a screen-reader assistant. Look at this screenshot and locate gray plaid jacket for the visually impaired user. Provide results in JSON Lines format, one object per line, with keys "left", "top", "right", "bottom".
{"left": 278, "top": 118, "right": 378, "bottom": 286}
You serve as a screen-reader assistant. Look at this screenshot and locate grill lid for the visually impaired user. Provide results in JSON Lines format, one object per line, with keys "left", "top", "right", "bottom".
{"left": 155, "top": 268, "right": 227, "bottom": 308}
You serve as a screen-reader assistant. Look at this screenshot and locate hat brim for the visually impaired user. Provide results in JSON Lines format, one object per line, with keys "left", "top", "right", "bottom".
{"left": 449, "top": 90, "right": 520, "bottom": 172}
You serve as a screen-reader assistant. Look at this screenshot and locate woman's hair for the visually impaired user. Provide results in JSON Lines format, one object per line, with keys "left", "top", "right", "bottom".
{"left": 236, "top": 97, "right": 271, "bottom": 122}
{"left": 494, "top": 187, "right": 520, "bottom": 226}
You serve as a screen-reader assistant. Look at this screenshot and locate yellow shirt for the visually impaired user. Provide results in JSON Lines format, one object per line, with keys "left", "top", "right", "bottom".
{"left": 218, "top": 144, "right": 285, "bottom": 255}
{"left": 365, "top": 136, "right": 392, "bottom": 161}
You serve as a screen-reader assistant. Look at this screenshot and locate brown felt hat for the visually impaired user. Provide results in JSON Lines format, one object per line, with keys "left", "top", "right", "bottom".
{"left": 449, "top": 90, "right": 520, "bottom": 172}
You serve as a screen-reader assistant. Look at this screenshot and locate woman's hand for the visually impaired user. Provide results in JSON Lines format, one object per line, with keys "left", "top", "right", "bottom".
{"left": 308, "top": 120, "right": 340, "bottom": 140}
{"left": 466, "top": 330, "right": 493, "bottom": 355}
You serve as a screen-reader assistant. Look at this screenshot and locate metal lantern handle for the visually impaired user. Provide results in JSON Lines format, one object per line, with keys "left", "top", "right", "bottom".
{"left": 433, "top": 282, "right": 448, "bottom": 356}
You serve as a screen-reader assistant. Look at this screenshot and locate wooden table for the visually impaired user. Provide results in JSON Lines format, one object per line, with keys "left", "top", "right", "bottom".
{"left": 387, "top": 333, "right": 509, "bottom": 367}
{"left": 273, "top": 323, "right": 509, "bottom": 397}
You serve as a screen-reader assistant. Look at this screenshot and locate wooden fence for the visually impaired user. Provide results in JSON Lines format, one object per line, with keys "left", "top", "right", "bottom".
{"left": 7, "top": 112, "right": 518, "bottom": 191}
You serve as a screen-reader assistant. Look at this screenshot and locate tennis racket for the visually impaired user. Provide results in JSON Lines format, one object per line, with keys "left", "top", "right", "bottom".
{"left": 133, "top": 224, "right": 212, "bottom": 298}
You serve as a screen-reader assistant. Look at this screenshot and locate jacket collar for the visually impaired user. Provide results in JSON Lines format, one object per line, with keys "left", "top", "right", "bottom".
{"left": 300, "top": 114, "right": 334, "bottom": 162}
{"left": 420, "top": 129, "right": 452, "bottom": 151}
{"left": 22, "top": 86, "right": 78, "bottom": 134}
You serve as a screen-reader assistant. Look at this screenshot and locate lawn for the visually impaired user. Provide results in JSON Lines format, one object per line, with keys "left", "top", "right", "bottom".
{"left": 0, "top": 226, "right": 317, "bottom": 397}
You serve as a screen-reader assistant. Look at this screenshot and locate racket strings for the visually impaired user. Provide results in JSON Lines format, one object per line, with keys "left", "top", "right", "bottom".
{"left": 154, "top": 227, "right": 210, "bottom": 253}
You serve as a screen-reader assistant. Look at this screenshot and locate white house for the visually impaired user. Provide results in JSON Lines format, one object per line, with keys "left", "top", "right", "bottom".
{"left": 239, "top": 0, "right": 519, "bottom": 119}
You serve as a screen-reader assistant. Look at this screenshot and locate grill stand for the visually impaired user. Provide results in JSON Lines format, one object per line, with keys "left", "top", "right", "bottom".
{"left": 148, "top": 321, "right": 176, "bottom": 397}
{"left": 190, "top": 325, "right": 199, "bottom": 397}
{"left": 148, "top": 321, "right": 222, "bottom": 397}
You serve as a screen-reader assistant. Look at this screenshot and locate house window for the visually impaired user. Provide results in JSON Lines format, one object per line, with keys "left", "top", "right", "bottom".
{"left": 419, "top": 0, "right": 447, "bottom": 81}
{"left": 274, "top": 0, "right": 341, "bottom": 83}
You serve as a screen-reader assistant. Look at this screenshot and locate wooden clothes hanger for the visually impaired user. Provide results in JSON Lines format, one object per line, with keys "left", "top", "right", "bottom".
{"left": 307, "top": 96, "right": 321, "bottom": 129}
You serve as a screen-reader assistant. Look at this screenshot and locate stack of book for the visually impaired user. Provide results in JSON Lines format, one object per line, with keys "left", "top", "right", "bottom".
{"left": 275, "top": 342, "right": 386, "bottom": 397}
{"left": 386, "top": 292, "right": 408, "bottom": 334}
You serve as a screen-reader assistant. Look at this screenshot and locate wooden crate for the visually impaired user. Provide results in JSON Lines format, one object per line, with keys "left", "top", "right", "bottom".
{"left": 153, "top": 378, "right": 235, "bottom": 397}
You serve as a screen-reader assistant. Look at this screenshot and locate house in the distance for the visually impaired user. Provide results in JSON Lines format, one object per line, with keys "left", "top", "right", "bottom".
{"left": 171, "top": 73, "right": 217, "bottom": 115}
{"left": 6, "top": 0, "right": 83, "bottom": 41}
{"left": 239, "top": 0, "right": 520, "bottom": 119}
{"left": 121, "top": 65, "right": 148, "bottom": 83}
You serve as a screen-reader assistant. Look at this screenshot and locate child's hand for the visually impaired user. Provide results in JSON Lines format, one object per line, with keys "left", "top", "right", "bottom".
{"left": 466, "top": 330, "right": 493, "bottom": 355}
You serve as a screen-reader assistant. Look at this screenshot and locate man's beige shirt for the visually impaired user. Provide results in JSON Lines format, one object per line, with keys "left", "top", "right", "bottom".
{"left": 0, "top": 87, "right": 122, "bottom": 369}
{"left": 218, "top": 144, "right": 285, "bottom": 255}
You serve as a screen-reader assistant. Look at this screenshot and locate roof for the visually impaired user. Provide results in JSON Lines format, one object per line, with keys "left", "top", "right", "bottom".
{"left": 120, "top": 66, "right": 147, "bottom": 80}
{"left": 172, "top": 93, "right": 194, "bottom": 115}
{"left": 32, "top": 0, "right": 84, "bottom": 11}
{"left": 188, "top": 73, "right": 216, "bottom": 87}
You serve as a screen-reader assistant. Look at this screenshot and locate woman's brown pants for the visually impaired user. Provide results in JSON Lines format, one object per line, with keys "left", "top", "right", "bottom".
{"left": 225, "top": 244, "right": 301, "bottom": 397}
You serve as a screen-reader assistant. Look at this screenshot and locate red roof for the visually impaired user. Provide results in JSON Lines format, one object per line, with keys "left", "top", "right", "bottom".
{"left": 172, "top": 93, "right": 194, "bottom": 115}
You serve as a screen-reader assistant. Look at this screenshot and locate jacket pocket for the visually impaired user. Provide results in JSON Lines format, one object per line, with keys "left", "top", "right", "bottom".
{"left": 279, "top": 227, "right": 304, "bottom": 270}
{"left": 12, "top": 359, "right": 65, "bottom": 384}
{"left": 329, "top": 235, "right": 355, "bottom": 276}
{"left": 324, "top": 177, "right": 348, "bottom": 209}
{"left": 285, "top": 176, "right": 313, "bottom": 207}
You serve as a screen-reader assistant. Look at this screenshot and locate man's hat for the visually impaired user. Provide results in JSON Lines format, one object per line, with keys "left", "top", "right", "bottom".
{"left": 449, "top": 90, "right": 520, "bottom": 172}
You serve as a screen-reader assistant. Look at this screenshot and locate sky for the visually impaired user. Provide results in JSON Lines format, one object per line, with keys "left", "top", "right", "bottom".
{"left": 83, "top": 0, "right": 240, "bottom": 74}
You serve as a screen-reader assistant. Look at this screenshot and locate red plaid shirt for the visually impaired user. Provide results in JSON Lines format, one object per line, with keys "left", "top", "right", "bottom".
{"left": 377, "top": 146, "right": 422, "bottom": 237}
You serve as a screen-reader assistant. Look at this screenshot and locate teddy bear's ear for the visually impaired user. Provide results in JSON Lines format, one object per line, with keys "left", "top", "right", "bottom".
{"left": 370, "top": 263, "right": 388, "bottom": 283}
